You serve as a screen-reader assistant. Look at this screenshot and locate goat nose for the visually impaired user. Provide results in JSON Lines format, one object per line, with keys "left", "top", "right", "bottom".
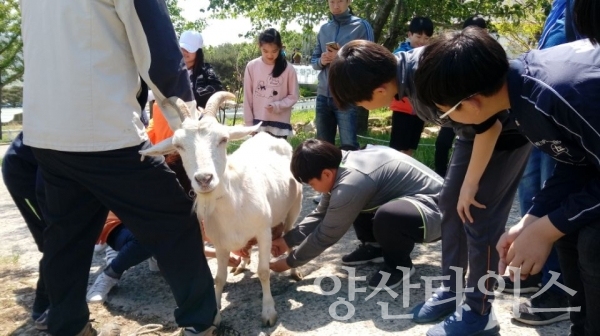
{"left": 195, "top": 173, "right": 213, "bottom": 186}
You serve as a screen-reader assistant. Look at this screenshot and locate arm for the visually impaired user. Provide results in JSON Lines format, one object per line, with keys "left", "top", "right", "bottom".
{"left": 270, "top": 67, "right": 299, "bottom": 113}
{"left": 285, "top": 185, "right": 371, "bottom": 268}
{"left": 243, "top": 64, "right": 254, "bottom": 126}
{"left": 114, "top": 0, "right": 195, "bottom": 131}
{"left": 457, "top": 118, "right": 502, "bottom": 223}
{"left": 311, "top": 32, "right": 325, "bottom": 70}
{"left": 360, "top": 20, "right": 375, "bottom": 42}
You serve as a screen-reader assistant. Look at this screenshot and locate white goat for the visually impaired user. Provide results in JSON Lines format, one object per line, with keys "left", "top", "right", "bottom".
{"left": 140, "top": 92, "right": 303, "bottom": 327}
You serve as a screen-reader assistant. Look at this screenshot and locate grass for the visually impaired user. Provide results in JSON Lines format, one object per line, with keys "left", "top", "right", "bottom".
{"left": 226, "top": 108, "right": 439, "bottom": 169}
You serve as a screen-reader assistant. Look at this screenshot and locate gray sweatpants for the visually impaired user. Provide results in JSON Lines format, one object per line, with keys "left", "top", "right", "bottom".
{"left": 440, "top": 138, "right": 531, "bottom": 315}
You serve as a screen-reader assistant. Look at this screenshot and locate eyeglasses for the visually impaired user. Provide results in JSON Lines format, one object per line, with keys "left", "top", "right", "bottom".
{"left": 437, "top": 93, "right": 478, "bottom": 119}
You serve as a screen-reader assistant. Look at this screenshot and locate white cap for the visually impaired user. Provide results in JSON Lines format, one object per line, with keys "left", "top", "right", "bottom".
{"left": 179, "top": 31, "right": 203, "bottom": 52}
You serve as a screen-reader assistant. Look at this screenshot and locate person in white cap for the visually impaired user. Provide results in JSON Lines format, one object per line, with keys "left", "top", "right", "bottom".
{"left": 179, "top": 31, "right": 224, "bottom": 109}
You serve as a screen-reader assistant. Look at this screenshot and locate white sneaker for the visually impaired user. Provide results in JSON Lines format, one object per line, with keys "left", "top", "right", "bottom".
{"left": 105, "top": 246, "right": 118, "bottom": 266}
{"left": 148, "top": 257, "right": 160, "bottom": 272}
{"left": 94, "top": 243, "right": 107, "bottom": 253}
{"left": 87, "top": 272, "right": 119, "bottom": 303}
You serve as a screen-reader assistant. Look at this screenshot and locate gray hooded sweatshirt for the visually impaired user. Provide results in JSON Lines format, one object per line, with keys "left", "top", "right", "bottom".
{"left": 311, "top": 9, "right": 374, "bottom": 97}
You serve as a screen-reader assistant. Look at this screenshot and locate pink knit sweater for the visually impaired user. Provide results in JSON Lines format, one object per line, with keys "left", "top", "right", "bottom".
{"left": 243, "top": 57, "right": 299, "bottom": 136}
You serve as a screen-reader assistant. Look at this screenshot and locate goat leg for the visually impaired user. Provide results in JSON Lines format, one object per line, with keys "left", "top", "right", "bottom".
{"left": 214, "top": 247, "right": 230, "bottom": 311}
{"left": 256, "top": 232, "right": 277, "bottom": 327}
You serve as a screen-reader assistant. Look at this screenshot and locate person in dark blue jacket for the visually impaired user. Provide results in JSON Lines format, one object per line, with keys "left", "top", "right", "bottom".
{"left": 415, "top": 27, "right": 600, "bottom": 335}
{"left": 507, "top": 0, "right": 583, "bottom": 326}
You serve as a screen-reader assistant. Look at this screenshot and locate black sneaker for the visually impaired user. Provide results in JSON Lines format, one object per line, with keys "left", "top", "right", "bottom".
{"left": 513, "top": 289, "right": 570, "bottom": 326}
{"left": 341, "top": 244, "right": 384, "bottom": 265}
{"left": 497, "top": 273, "right": 541, "bottom": 294}
{"left": 368, "top": 265, "right": 416, "bottom": 290}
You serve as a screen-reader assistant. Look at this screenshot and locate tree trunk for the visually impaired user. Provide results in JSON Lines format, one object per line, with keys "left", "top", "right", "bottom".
{"left": 370, "top": 0, "right": 396, "bottom": 42}
{"left": 383, "top": 0, "right": 405, "bottom": 50}
{"left": 356, "top": 106, "right": 369, "bottom": 136}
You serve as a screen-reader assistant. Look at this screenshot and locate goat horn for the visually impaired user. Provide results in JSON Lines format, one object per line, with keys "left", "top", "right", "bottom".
{"left": 204, "top": 91, "right": 236, "bottom": 117}
{"left": 161, "top": 97, "right": 192, "bottom": 120}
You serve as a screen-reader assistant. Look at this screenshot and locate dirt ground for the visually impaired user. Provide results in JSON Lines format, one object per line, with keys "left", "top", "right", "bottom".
{"left": 0, "top": 145, "right": 571, "bottom": 336}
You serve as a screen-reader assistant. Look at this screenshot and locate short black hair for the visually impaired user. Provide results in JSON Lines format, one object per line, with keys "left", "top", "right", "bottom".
{"left": 574, "top": 0, "right": 600, "bottom": 44}
{"left": 463, "top": 15, "right": 487, "bottom": 29}
{"left": 409, "top": 17, "right": 434, "bottom": 36}
{"left": 328, "top": 40, "right": 397, "bottom": 109}
{"left": 414, "top": 27, "right": 508, "bottom": 108}
{"left": 290, "top": 139, "right": 342, "bottom": 183}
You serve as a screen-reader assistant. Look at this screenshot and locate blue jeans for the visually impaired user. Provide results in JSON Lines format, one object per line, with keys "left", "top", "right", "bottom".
{"left": 315, "top": 95, "right": 359, "bottom": 148}
{"left": 107, "top": 225, "right": 152, "bottom": 275}
{"left": 517, "top": 147, "right": 562, "bottom": 289}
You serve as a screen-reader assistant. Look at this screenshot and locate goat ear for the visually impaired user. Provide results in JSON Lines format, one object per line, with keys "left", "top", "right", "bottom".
{"left": 227, "top": 123, "right": 261, "bottom": 140}
{"left": 139, "top": 137, "right": 176, "bottom": 157}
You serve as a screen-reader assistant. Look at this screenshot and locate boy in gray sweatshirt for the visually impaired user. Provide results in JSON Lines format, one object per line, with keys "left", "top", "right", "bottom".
{"left": 270, "top": 139, "right": 443, "bottom": 289}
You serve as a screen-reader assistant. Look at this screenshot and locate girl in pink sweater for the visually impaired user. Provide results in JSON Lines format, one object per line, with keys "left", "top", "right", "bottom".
{"left": 243, "top": 28, "right": 299, "bottom": 138}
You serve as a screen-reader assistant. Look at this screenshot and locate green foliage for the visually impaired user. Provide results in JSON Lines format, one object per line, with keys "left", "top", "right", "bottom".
{"left": 0, "top": 0, "right": 23, "bottom": 88}
{"left": 208, "top": 0, "right": 550, "bottom": 52}
{"left": 491, "top": 0, "right": 548, "bottom": 56}
{"left": 165, "top": 0, "right": 206, "bottom": 34}
{"left": 299, "top": 85, "right": 315, "bottom": 98}
{"left": 1, "top": 86, "right": 22, "bottom": 106}
{"left": 205, "top": 43, "right": 260, "bottom": 125}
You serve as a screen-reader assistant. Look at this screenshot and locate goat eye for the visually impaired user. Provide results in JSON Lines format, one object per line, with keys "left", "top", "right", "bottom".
{"left": 219, "top": 137, "right": 228, "bottom": 145}
{"left": 174, "top": 144, "right": 184, "bottom": 151}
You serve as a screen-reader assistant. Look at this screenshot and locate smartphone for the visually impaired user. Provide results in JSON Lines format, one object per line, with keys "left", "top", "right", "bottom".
{"left": 326, "top": 41, "right": 340, "bottom": 51}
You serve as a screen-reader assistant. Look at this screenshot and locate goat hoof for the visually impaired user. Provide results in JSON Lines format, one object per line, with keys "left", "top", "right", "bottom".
{"left": 261, "top": 308, "right": 278, "bottom": 327}
{"left": 290, "top": 269, "right": 303, "bottom": 281}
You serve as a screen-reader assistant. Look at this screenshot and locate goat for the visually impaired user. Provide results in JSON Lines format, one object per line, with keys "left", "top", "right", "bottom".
{"left": 140, "top": 92, "right": 303, "bottom": 327}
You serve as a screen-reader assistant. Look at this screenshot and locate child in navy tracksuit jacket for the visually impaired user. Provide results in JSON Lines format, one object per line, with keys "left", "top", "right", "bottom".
{"left": 416, "top": 27, "right": 600, "bottom": 335}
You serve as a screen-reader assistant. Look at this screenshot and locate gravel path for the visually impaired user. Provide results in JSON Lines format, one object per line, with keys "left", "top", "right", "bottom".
{"left": 0, "top": 143, "right": 570, "bottom": 335}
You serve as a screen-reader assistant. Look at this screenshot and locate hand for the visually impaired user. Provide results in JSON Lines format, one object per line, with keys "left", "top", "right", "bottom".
{"left": 265, "top": 104, "right": 274, "bottom": 113}
{"left": 228, "top": 255, "right": 241, "bottom": 267}
{"left": 269, "top": 258, "right": 291, "bottom": 272}
{"left": 498, "top": 216, "right": 563, "bottom": 280}
{"left": 457, "top": 182, "right": 485, "bottom": 223}
{"left": 320, "top": 52, "right": 334, "bottom": 66}
{"left": 271, "top": 237, "right": 289, "bottom": 257}
{"left": 497, "top": 214, "right": 539, "bottom": 276}
{"left": 496, "top": 214, "right": 539, "bottom": 280}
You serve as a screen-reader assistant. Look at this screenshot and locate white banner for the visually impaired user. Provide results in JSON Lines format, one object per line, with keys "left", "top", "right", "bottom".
{"left": 292, "top": 65, "right": 320, "bottom": 85}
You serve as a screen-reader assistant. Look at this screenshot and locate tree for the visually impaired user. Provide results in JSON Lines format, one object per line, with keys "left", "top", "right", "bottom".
{"left": 491, "top": 0, "right": 549, "bottom": 56}
{"left": 0, "top": 0, "right": 23, "bottom": 138}
{"left": 165, "top": 0, "right": 206, "bottom": 34}
{"left": 2, "top": 86, "right": 22, "bottom": 107}
{"left": 208, "top": 0, "right": 549, "bottom": 52}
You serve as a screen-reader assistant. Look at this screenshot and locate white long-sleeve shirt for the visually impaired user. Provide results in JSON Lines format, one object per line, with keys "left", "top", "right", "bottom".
{"left": 20, "top": 0, "right": 193, "bottom": 151}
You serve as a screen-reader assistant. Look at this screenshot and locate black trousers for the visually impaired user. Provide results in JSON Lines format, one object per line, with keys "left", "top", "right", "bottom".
{"left": 434, "top": 126, "right": 456, "bottom": 177}
{"left": 353, "top": 198, "right": 425, "bottom": 268}
{"left": 1, "top": 133, "right": 50, "bottom": 316}
{"left": 32, "top": 142, "right": 216, "bottom": 335}
{"left": 546, "top": 164, "right": 600, "bottom": 336}
{"left": 389, "top": 113, "right": 425, "bottom": 151}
